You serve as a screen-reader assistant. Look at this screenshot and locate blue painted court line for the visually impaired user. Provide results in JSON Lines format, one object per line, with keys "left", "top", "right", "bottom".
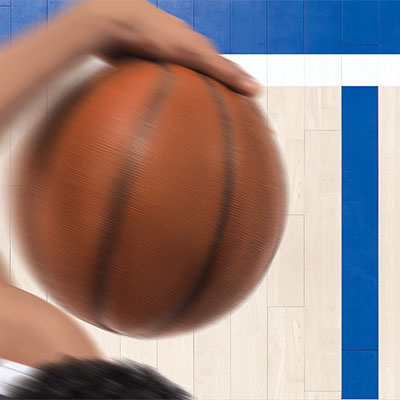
{"left": 342, "top": 350, "right": 379, "bottom": 399}
{"left": 342, "top": 87, "right": 379, "bottom": 399}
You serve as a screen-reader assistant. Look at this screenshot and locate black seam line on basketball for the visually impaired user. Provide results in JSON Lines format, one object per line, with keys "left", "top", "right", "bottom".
{"left": 148, "top": 76, "right": 236, "bottom": 334}
{"left": 91, "top": 64, "right": 175, "bottom": 331}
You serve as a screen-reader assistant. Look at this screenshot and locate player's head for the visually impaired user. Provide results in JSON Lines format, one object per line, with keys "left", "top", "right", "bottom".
{"left": 5, "top": 357, "right": 193, "bottom": 399}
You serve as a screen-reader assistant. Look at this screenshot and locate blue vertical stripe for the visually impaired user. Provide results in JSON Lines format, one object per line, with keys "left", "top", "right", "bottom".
{"left": 342, "top": 351, "right": 379, "bottom": 399}
{"left": 342, "top": 87, "right": 378, "bottom": 399}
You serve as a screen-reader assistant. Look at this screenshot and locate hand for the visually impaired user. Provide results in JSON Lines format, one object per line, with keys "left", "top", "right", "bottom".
{"left": 78, "top": 0, "right": 261, "bottom": 96}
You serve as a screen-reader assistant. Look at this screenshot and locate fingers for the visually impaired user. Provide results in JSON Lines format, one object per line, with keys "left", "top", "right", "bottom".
{"left": 86, "top": 0, "right": 262, "bottom": 98}
{"left": 200, "top": 55, "right": 261, "bottom": 97}
{"left": 172, "top": 34, "right": 262, "bottom": 97}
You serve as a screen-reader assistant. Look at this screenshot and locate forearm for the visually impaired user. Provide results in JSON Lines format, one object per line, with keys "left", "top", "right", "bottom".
{"left": 0, "top": 5, "right": 105, "bottom": 129}
{"left": 0, "top": 284, "right": 102, "bottom": 366}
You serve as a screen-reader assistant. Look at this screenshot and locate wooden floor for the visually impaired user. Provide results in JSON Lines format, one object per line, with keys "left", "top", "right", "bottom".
{"left": 0, "top": 60, "right": 350, "bottom": 400}
{"left": 379, "top": 87, "right": 400, "bottom": 400}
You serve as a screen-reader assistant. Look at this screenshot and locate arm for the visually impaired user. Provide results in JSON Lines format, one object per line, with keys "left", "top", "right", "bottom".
{"left": 0, "top": 0, "right": 261, "bottom": 366}
{"left": 0, "top": 0, "right": 260, "bottom": 130}
{"left": 0, "top": 283, "right": 102, "bottom": 367}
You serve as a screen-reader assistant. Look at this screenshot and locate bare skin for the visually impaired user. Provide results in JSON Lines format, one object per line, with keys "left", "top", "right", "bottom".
{"left": 0, "top": 276, "right": 102, "bottom": 367}
{"left": 0, "top": 0, "right": 261, "bottom": 367}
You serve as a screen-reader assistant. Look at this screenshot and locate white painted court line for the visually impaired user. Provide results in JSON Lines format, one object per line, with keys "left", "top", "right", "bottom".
{"left": 342, "top": 55, "right": 379, "bottom": 86}
{"left": 305, "top": 55, "right": 341, "bottom": 86}
{"left": 48, "top": 54, "right": 400, "bottom": 89}
{"left": 268, "top": 54, "right": 305, "bottom": 87}
{"left": 223, "top": 54, "right": 400, "bottom": 87}
{"left": 223, "top": 54, "right": 268, "bottom": 86}
{"left": 379, "top": 55, "right": 400, "bottom": 86}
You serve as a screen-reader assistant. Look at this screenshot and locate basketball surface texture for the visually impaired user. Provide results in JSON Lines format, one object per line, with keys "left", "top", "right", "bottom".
{"left": 14, "top": 59, "right": 288, "bottom": 338}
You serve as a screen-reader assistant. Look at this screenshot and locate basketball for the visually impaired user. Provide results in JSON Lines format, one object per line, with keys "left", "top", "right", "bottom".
{"left": 13, "top": 58, "right": 287, "bottom": 338}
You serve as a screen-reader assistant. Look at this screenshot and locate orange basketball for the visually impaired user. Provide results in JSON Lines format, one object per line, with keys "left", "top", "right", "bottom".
{"left": 13, "top": 59, "right": 288, "bottom": 338}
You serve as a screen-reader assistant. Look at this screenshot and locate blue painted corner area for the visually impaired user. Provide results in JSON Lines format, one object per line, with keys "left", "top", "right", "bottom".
{"left": 6, "top": 0, "right": 400, "bottom": 53}
{"left": 342, "top": 87, "right": 379, "bottom": 399}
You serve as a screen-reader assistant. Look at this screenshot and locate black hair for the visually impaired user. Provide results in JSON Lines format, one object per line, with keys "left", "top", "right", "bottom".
{"left": 6, "top": 357, "right": 194, "bottom": 399}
